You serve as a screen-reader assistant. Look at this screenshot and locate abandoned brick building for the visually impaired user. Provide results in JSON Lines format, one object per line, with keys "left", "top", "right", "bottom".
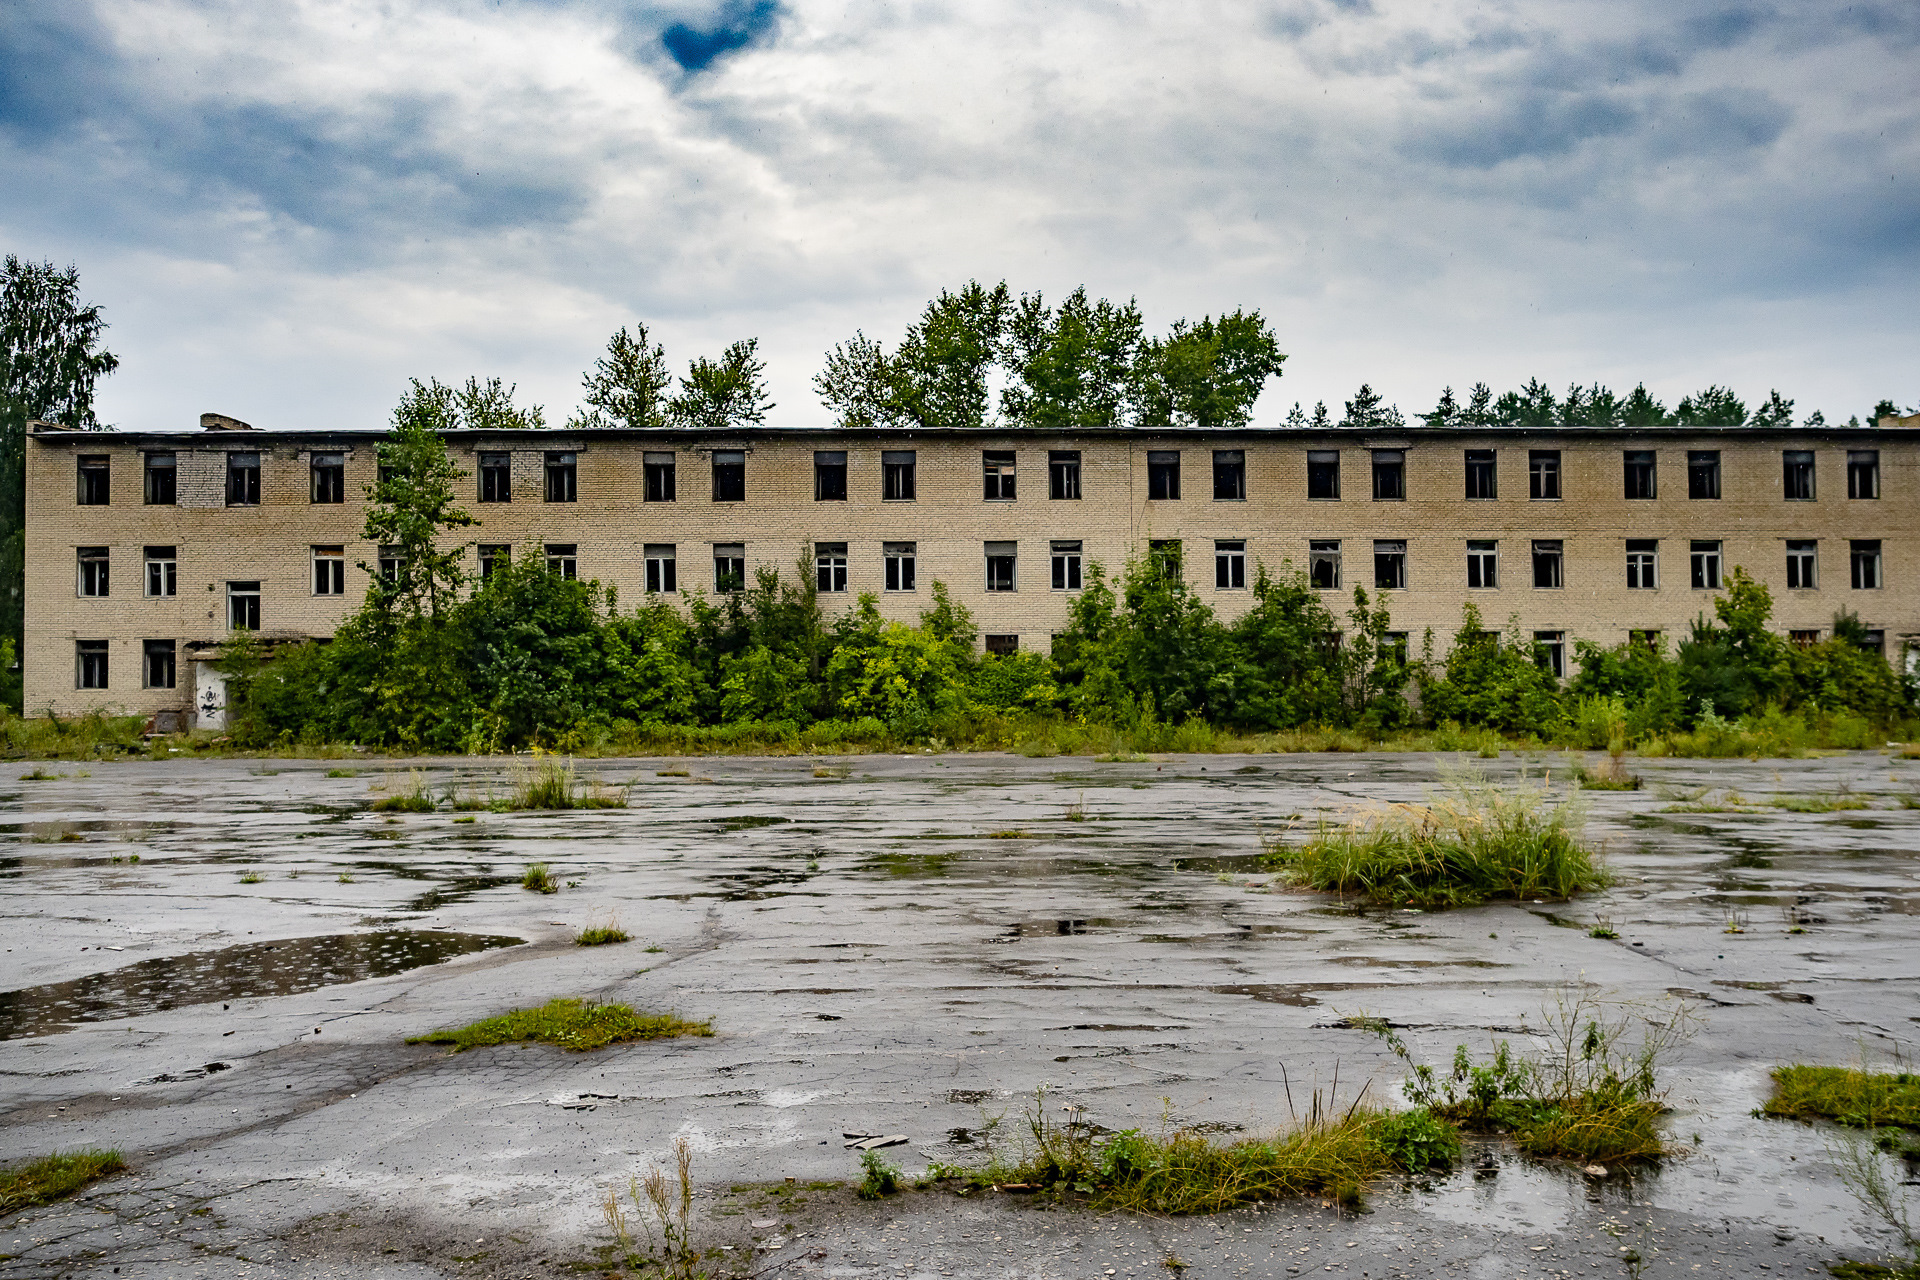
{"left": 24, "top": 413, "right": 1920, "bottom": 726}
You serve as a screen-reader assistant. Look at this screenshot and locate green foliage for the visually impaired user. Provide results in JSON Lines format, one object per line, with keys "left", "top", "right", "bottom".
{"left": 408, "top": 998, "right": 710, "bottom": 1052}
{"left": 1365, "top": 1107, "right": 1462, "bottom": 1173}
{"left": 668, "top": 337, "right": 773, "bottom": 430}
{"left": 1765, "top": 1066, "right": 1920, "bottom": 1131}
{"left": 568, "top": 324, "right": 671, "bottom": 430}
{"left": 522, "top": 862, "right": 558, "bottom": 893}
{"left": 1133, "top": 309, "right": 1285, "bottom": 431}
{"left": 856, "top": 1149, "right": 902, "bottom": 1200}
{"left": 1415, "top": 605, "right": 1562, "bottom": 734}
{"left": 1265, "top": 771, "right": 1606, "bottom": 908}
{"left": 0, "top": 1148, "right": 125, "bottom": 1212}
{"left": 362, "top": 381, "right": 479, "bottom": 618}
{"left": 575, "top": 924, "right": 631, "bottom": 946}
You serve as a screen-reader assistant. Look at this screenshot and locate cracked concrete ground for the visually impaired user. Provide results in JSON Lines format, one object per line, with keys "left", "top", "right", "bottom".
{"left": 1, "top": 750, "right": 1917, "bottom": 1277}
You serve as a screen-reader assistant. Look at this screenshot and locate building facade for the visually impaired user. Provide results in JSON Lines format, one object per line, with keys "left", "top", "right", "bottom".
{"left": 24, "top": 414, "right": 1920, "bottom": 722}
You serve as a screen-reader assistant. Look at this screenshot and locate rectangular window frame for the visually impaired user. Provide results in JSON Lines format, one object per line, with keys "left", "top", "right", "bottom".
{"left": 1531, "top": 539, "right": 1564, "bottom": 590}
{"left": 1373, "top": 539, "right": 1407, "bottom": 589}
{"left": 310, "top": 452, "right": 346, "bottom": 504}
{"left": 76, "top": 640, "right": 109, "bottom": 690}
{"left": 1212, "top": 450, "right": 1246, "bottom": 501}
{"left": 544, "top": 451, "right": 578, "bottom": 504}
{"left": 1307, "top": 450, "right": 1340, "bottom": 500}
{"left": 78, "top": 546, "right": 109, "bottom": 598}
{"left": 1466, "top": 539, "right": 1497, "bottom": 589}
{"left": 1690, "top": 539, "right": 1723, "bottom": 590}
{"left": 984, "top": 634, "right": 1019, "bottom": 657}
{"left": 77, "top": 455, "right": 110, "bottom": 505}
{"left": 1848, "top": 450, "right": 1880, "bottom": 500}
{"left": 1782, "top": 450, "right": 1815, "bottom": 501}
{"left": 144, "top": 545, "right": 177, "bottom": 598}
{"left": 813, "top": 451, "right": 848, "bottom": 502}
{"left": 814, "top": 541, "right": 848, "bottom": 593}
{"left": 143, "top": 638, "right": 176, "bottom": 690}
{"left": 713, "top": 543, "right": 746, "bottom": 594}
{"left": 983, "top": 451, "right": 1017, "bottom": 501}
{"left": 1687, "top": 450, "right": 1721, "bottom": 500}
{"left": 1309, "top": 539, "right": 1341, "bottom": 589}
{"left": 1851, "top": 539, "right": 1883, "bottom": 590}
{"left": 1371, "top": 450, "right": 1405, "bottom": 501}
{"left": 882, "top": 451, "right": 916, "bottom": 501}
{"left": 544, "top": 543, "right": 578, "bottom": 579}
{"left": 1534, "top": 631, "right": 1566, "bottom": 679}
{"left": 1464, "top": 449, "right": 1497, "bottom": 500}
{"left": 1050, "top": 539, "right": 1082, "bottom": 591}
{"left": 1147, "top": 451, "right": 1180, "bottom": 501}
{"left": 227, "top": 580, "right": 261, "bottom": 631}
{"left": 479, "top": 452, "right": 512, "bottom": 503}
{"left": 1048, "top": 451, "right": 1081, "bottom": 500}
{"left": 312, "top": 544, "right": 346, "bottom": 596}
{"left": 984, "top": 541, "right": 1017, "bottom": 592}
{"left": 884, "top": 541, "right": 917, "bottom": 592}
{"left": 479, "top": 544, "right": 510, "bottom": 582}
{"left": 226, "top": 452, "right": 261, "bottom": 507}
{"left": 1624, "top": 450, "right": 1656, "bottom": 500}
{"left": 711, "top": 451, "right": 745, "bottom": 503}
{"left": 143, "top": 451, "right": 176, "bottom": 505}
{"left": 1528, "top": 450, "right": 1561, "bottom": 501}
{"left": 644, "top": 544, "right": 677, "bottom": 594}
{"left": 1626, "top": 539, "right": 1658, "bottom": 590}
{"left": 1785, "top": 540, "right": 1817, "bottom": 590}
{"left": 1214, "top": 539, "right": 1246, "bottom": 590}
{"left": 643, "top": 452, "right": 676, "bottom": 503}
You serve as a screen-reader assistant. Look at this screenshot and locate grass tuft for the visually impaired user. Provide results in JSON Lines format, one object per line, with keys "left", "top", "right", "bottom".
{"left": 0, "top": 1149, "right": 125, "bottom": 1213}
{"left": 507, "top": 756, "right": 628, "bottom": 811}
{"left": 1765, "top": 1065, "right": 1920, "bottom": 1131}
{"left": 1264, "top": 770, "right": 1605, "bottom": 909}
{"left": 522, "top": 862, "right": 558, "bottom": 894}
{"left": 575, "top": 921, "right": 631, "bottom": 947}
{"left": 856, "top": 1149, "right": 902, "bottom": 1200}
{"left": 408, "top": 997, "right": 711, "bottom": 1052}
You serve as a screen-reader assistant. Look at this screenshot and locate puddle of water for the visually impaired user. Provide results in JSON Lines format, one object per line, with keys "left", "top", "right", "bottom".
{"left": 0, "top": 930, "right": 524, "bottom": 1040}
{"left": 403, "top": 875, "right": 518, "bottom": 912}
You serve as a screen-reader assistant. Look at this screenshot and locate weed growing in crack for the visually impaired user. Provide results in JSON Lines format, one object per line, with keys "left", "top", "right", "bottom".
{"left": 335, "top": 871, "right": 354, "bottom": 883}
{"left": 576, "top": 916, "right": 631, "bottom": 946}
{"left": 603, "top": 1137, "right": 702, "bottom": 1280}
{"left": 370, "top": 770, "right": 436, "bottom": 812}
{"left": 408, "top": 998, "right": 710, "bottom": 1052}
{"left": 522, "top": 862, "right": 558, "bottom": 894}
{"left": 238, "top": 870, "right": 262, "bottom": 884}
{"left": 1588, "top": 915, "right": 1620, "bottom": 939}
{"left": 856, "top": 1149, "right": 901, "bottom": 1200}
{"left": 0, "top": 1149, "right": 125, "bottom": 1212}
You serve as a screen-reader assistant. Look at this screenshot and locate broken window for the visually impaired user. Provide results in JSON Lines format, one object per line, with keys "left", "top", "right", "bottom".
{"left": 1782, "top": 450, "right": 1815, "bottom": 501}
{"left": 1147, "top": 451, "right": 1180, "bottom": 500}
{"left": 644, "top": 544, "right": 676, "bottom": 593}
{"left": 814, "top": 451, "right": 847, "bottom": 501}
{"left": 711, "top": 451, "right": 745, "bottom": 502}
{"left": 311, "top": 452, "right": 345, "bottom": 504}
{"left": 144, "top": 546, "right": 177, "bottom": 598}
{"left": 1466, "top": 539, "right": 1497, "bottom": 589}
{"left": 1049, "top": 451, "right": 1080, "bottom": 500}
{"left": 984, "top": 541, "right": 1017, "bottom": 592}
{"left": 1371, "top": 450, "right": 1404, "bottom": 501}
{"left": 644, "top": 452, "right": 675, "bottom": 502}
{"left": 76, "top": 640, "right": 108, "bottom": 690}
{"left": 1307, "top": 450, "right": 1339, "bottom": 500}
{"left": 1690, "top": 539, "right": 1722, "bottom": 590}
{"left": 227, "top": 581, "right": 261, "bottom": 631}
{"left": 1851, "top": 539, "right": 1883, "bottom": 590}
{"left": 378, "top": 545, "right": 405, "bottom": 581}
{"left": 1050, "top": 540, "right": 1082, "bottom": 591}
{"left": 1789, "top": 629, "right": 1821, "bottom": 648}
{"left": 1373, "top": 539, "right": 1406, "bottom": 589}
{"left": 1623, "top": 450, "right": 1655, "bottom": 499}
{"left": 1687, "top": 450, "right": 1720, "bottom": 499}
{"left": 983, "top": 451, "right": 1016, "bottom": 500}
{"left": 477, "top": 544, "right": 509, "bottom": 582}
{"left": 815, "top": 541, "right": 848, "bottom": 593}
{"left": 1531, "top": 539, "right": 1564, "bottom": 589}
{"left": 144, "top": 639, "right": 176, "bottom": 690}
{"left": 713, "top": 543, "right": 746, "bottom": 593}
{"left": 1213, "top": 450, "right": 1245, "bottom": 501}
{"left": 77, "top": 455, "right": 110, "bottom": 505}
{"left": 1149, "top": 539, "right": 1182, "bottom": 579}
{"left": 545, "top": 544, "right": 577, "bottom": 579}
{"left": 78, "top": 546, "right": 109, "bottom": 597}
{"left": 1309, "top": 539, "right": 1341, "bottom": 589}
{"left": 1214, "top": 539, "right": 1246, "bottom": 589}
{"left": 1626, "top": 539, "right": 1657, "bottom": 589}
{"left": 312, "top": 545, "right": 346, "bottom": 595}
{"left": 480, "top": 452, "right": 512, "bottom": 503}
{"left": 1786, "top": 540, "right": 1817, "bottom": 590}
{"left": 883, "top": 451, "right": 916, "bottom": 501}
{"left": 1848, "top": 450, "right": 1879, "bottom": 500}
{"left": 144, "top": 451, "right": 176, "bottom": 505}
{"left": 1464, "top": 449, "right": 1496, "bottom": 500}
{"left": 984, "top": 634, "right": 1019, "bottom": 656}
{"left": 884, "top": 541, "right": 916, "bottom": 592}
{"left": 226, "top": 452, "right": 260, "bottom": 506}
{"left": 1529, "top": 450, "right": 1561, "bottom": 500}
{"left": 545, "top": 452, "right": 577, "bottom": 503}
{"left": 1534, "top": 631, "right": 1566, "bottom": 679}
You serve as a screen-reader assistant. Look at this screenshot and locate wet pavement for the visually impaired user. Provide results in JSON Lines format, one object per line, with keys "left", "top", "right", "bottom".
{"left": 1, "top": 751, "right": 1917, "bottom": 1278}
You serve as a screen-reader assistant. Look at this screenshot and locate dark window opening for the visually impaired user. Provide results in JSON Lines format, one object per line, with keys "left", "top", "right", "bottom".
{"left": 1371, "top": 450, "right": 1405, "bottom": 501}
{"left": 1690, "top": 540, "right": 1722, "bottom": 590}
{"left": 143, "top": 639, "right": 176, "bottom": 690}
{"left": 714, "top": 543, "right": 746, "bottom": 593}
{"left": 1534, "top": 631, "right": 1566, "bottom": 679}
{"left": 313, "top": 545, "right": 346, "bottom": 595}
{"left": 1789, "top": 629, "right": 1821, "bottom": 648}
{"left": 1529, "top": 450, "right": 1561, "bottom": 500}
{"left": 884, "top": 541, "right": 916, "bottom": 591}
{"left": 1213, "top": 450, "right": 1246, "bottom": 501}
{"left": 711, "top": 451, "right": 745, "bottom": 502}
{"left": 479, "top": 544, "right": 509, "bottom": 582}
{"left": 1214, "top": 539, "right": 1246, "bottom": 589}
{"left": 545, "top": 544, "right": 577, "bottom": 579}
{"left": 311, "top": 452, "right": 345, "bottom": 504}
{"left": 379, "top": 545, "right": 405, "bottom": 581}
{"left": 1307, "top": 450, "right": 1340, "bottom": 500}
{"left": 1626, "top": 539, "right": 1657, "bottom": 589}
{"left": 78, "top": 546, "right": 109, "bottom": 597}
{"left": 77, "top": 640, "right": 108, "bottom": 690}
{"left": 1532, "top": 539, "right": 1564, "bottom": 589}
{"left": 144, "top": 452, "right": 176, "bottom": 505}
{"left": 1466, "top": 540, "right": 1497, "bottom": 589}
{"left": 1848, "top": 450, "right": 1880, "bottom": 500}
{"left": 144, "top": 546, "right": 177, "bottom": 598}
{"left": 644, "top": 452, "right": 675, "bottom": 502}
{"left": 1147, "top": 451, "right": 1180, "bottom": 501}
{"left": 479, "top": 452, "right": 512, "bottom": 503}
{"left": 1783, "top": 450, "right": 1815, "bottom": 501}
{"left": 1050, "top": 540, "right": 1082, "bottom": 591}
{"left": 983, "top": 451, "right": 1017, "bottom": 500}
{"left": 814, "top": 451, "right": 847, "bottom": 501}
{"left": 883, "top": 451, "right": 916, "bottom": 501}
{"left": 1373, "top": 539, "right": 1406, "bottom": 589}
{"left": 815, "top": 541, "right": 848, "bottom": 593}
{"left": 1786, "top": 540, "right": 1817, "bottom": 590}
{"left": 78, "top": 455, "right": 110, "bottom": 505}
{"left": 644, "top": 544, "right": 677, "bottom": 593}
{"left": 1851, "top": 539, "right": 1883, "bottom": 590}
{"left": 984, "top": 634, "right": 1019, "bottom": 657}
{"left": 1624, "top": 450, "right": 1655, "bottom": 500}
{"left": 1049, "top": 451, "right": 1081, "bottom": 500}
{"left": 227, "top": 581, "right": 261, "bottom": 631}
{"left": 1464, "top": 449, "right": 1496, "bottom": 500}
{"left": 1309, "top": 539, "right": 1341, "bottom": 588}
{"left": 545, "top": 452, "right": 577, "bottom": 503}
{"left": 226, "top": 452, "right": 260, "bottom": 506}
{"left": 1687, "top": 450, "right": 1720, "bottom": 500}
{"left": 985, "top": 541, "right": 1017, "bottom": 592}
{"left": 1149, "top": 539, "right": 1182, "bottom": 579}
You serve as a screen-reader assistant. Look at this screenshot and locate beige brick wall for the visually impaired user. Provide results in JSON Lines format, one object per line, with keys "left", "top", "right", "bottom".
{"left": 26, "top": 423, "right": 1920, "bottom": 718}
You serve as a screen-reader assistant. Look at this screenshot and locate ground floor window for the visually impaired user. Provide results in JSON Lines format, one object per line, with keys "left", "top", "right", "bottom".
{"left": 144, "top": 639, "right": 176, "bottom": 689}
{"left": 479, "top": 544, "right": 510, "bottom": 581}
{"left": 1533, "top": 630, "right": 1565, "bottom": 678}
{"left": 227, "top": 581, "right": 260, "bottom": 631}
{"left": 77, "top": 640, "right": 108, "bottom": 689}
{"left": 884, "top": 541, "right": 916, "bottom": 592}
{"left": 984, "top": 634, "right": 1018, "bottom": 656}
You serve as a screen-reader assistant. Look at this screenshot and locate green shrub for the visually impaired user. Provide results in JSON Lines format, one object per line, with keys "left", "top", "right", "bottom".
{"left": 856, "top": 1149, "right": 901, "bottom": 1200}
{"left": 1365, "top": 1107, "right": 1461, "bottom": 1172}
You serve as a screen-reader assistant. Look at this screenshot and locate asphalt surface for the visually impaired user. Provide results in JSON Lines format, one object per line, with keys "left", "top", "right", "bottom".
{"left": 2, "top": 750, "right": 1917, "bottom": 1277}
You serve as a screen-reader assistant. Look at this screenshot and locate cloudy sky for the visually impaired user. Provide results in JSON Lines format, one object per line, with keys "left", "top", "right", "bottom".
{"left": 2, "top": 0, "right": 1915, "bottom": 431}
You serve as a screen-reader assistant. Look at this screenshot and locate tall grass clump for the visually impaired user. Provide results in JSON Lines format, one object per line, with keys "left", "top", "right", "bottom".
{"left": 507, "top": 756, "right": 627, "bottom": 810}
{"left": 1365, "top": 990, "right": 1695, "bottom": 1165}
{"left": 370, "top": 770, "right": 436, "bottom": 812}
{"left": 1766, "top": 1065, "right": 1920, "bottom": 1132}
{"left": 1, "top": 1149, "right": 126, "bottom": 1212}
{"left": 408, "top": 998, "right": 710, "bottom": 1052}
{"left": 947, "top": 1087, "right": 1446, "bottom": 1215}
{"left": 603, "top": 1137, "right": 702, "bottom": 1280}
{"left": 1264, "top": 771, "right": 1605, "bottom": 908}
{"left": 522, "top": 862, "right": 558, "bottom": 894}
